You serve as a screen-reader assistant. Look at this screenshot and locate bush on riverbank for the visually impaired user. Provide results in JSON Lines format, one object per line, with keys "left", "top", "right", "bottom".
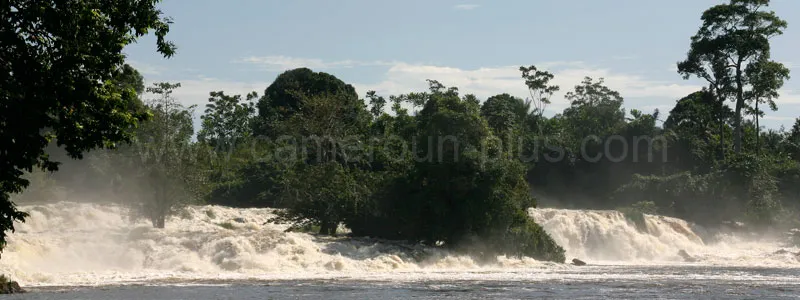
{"left": 0, "top": 275, "right": 24, "bottom": 294}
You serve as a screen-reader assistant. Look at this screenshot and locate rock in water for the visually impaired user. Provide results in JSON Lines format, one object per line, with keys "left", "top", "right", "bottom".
{"left": 9, "top": 282, "right": 23, "bottom": 293}
{"left": 0, "top": 277, "right": 25, "bottom": 294}
{"left": 774, "top": 249, "right": 789, "bottom": 255}
{"left": 678, "top": 250, "right": 697, "bottom": 262}
{"left": 571, "top": 258, "right": 587, "bottom": 266}
{"left": 788, "top": 229, "right": 800, "bottom": 246}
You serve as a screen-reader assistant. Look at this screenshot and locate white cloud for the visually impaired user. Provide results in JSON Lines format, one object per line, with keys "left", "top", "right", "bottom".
{"left": 454, "top": 4, "right": 480, "bottom": 10}
{"left": 667, "top": 64, "right": 678, "bottom": 73}
{"left": 773, "top": 90, "right": 800, "bottom": 105}
{"left": 154, "top": 56, "right": 798, "bottom": 130}
{"left": 355, "top": 62, "right": 702, "bottom": 115}
{"left": 762, "top": 115, "right": 796, "bottom": 121}
{"left": 235, "top": 55, "right": 397, "bottom": 71}
{"left": 128, "top": 60, "right": 165, "bottom": 76}
{"left": 611, "top": 55, "right": 639, "bottom": 61}
{"left": 142, "top": 77, "right": 268, "bottom": 132}
{"left": 143, "top": 77, "right": 266, "bottom": 109}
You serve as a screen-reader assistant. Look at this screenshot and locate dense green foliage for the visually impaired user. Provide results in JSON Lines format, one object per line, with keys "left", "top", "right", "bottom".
{"left": 0, "top": 0, "right": 175, "bottom": 252}
{"left": 254, "top": 67, "right": 368, "bottom": 138}
{"left": 198, "top": 91, "right": 258, "bottom": 149}
{"left": 677, "top": 0, "right": 789, "bottom": 155}
{"left": 129, "top": 82, "right": 203, "bottom": 228}
{"left": 0, "top": 274, "right": 24, "bottom": 294}
{"left": 341, "top": 82, "right": 565, "bottom": 261}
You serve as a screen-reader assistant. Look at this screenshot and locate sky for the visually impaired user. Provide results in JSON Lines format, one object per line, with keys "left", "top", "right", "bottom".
{"left": 124, "top": 0, "right": 800, "bottom": 132}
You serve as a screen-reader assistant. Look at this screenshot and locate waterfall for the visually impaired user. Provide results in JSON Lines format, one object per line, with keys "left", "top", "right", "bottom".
{"left": 530, "top": 207, "right": 798, "bottom": 265}
{"left": 0, "top": 202, "right": 796, "bottom": 287}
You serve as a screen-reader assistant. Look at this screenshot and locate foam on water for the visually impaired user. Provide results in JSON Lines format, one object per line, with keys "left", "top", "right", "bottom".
{"left": 0, "top": 202, "right": 797, "bottom": 287}
{"left": 0, "top": 202, "right": 555, "bottom": 286}
{"left": 529, "top": 208, "right": 800, "bottom": 266}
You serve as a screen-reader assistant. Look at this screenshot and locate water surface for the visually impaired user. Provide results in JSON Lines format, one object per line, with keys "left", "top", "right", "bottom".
{"left": 7, "top": 265, "right": 800, "bottom": 299}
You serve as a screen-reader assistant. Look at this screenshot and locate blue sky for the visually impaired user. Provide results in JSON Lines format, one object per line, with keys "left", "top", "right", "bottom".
{"left": 124, "top": 0, "right": 800, "bottom": 131}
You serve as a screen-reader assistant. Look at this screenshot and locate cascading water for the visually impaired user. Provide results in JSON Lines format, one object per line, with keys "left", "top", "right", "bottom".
{"left": 0, "top": 202, "right": 551, "bottom": 286}
{"left": 0, "top": 202, "right": 797, "bottom": 287}
{"left": 528, "top": 208, "right": 705, "bottom": 262}
{"left": 529, "top": 208, "right": 799, "bottom": 266}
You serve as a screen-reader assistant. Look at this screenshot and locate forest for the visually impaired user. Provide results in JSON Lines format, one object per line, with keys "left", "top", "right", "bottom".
{"left": 2, "top": 0, "right": 798, "bottom": 265}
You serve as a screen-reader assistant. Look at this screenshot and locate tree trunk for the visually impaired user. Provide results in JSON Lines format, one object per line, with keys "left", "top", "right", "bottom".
{"left": 755, "top": 99, "right": 760, "bottom": 155}
{"left": 708, "top": 86, "right": 724, "bottom": 161}
{"left": 152, "top": 215, "right": 166, "bottom": 229}
{"left": 319, "top": 221, "right": 336, "bottom": 236}
{"left": 733, "top": 101, "right": 743, "bottom": 154}
{"left": 719, "top": 113, "right": 725, "bottom": 161}
{"left": 150, "top": 183, "right": 167, "bottom": 229}
{"left": 318, "top": 222, "right": 327, "bottom": 235}
{"left": 733, "top": 60, "right": 745, "bottom": 154}
{"left": 715, "top": 89, "right": 726, "bottom": 161}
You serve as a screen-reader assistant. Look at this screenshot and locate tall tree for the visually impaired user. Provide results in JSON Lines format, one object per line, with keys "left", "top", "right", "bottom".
{"left": 788, "top": 118, "right": 800, "bottom": 161}
{"left": 254, "top": 67, "right": 367, "bottom": 138}
{"left": 130, "top": 82, "right": 197, "bottom": 228}
{"left": 0, "top": 0, "right": 175, "bottom": 251}
{"left": 273, "top": 92, "right": 373, "bottom": 235}
{"left": 665, "top": 91, "right": 733, "bottom": 171}
{"left": 559, "top": 77, "right": 626, "bottom": 151}
{"left": 351, "top": 80, "right": 565, "bottom": 262}
{"left": 198, "top": 90, "right": 258, "bottom": 149}
{"left": 481, "top": 93, "right": 529, "bottom": 137}
{"left": 744, "top": 56, "right": 790, "bottom": 153}
{"left": 366, "top": 90, "right": 387, "bottom": 119}
{"left": 678, "top": 0, "right": 788, "bottom": 154}
{"left": 519, "top": 65, "right": 560, "bottom": 121}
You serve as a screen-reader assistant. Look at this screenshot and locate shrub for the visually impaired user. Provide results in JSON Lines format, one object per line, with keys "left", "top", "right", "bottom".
{"left": 617, "top": 201, "right": 658, "bottom": 232}
{"left": 0, "top": 275, "right": 24, "bottom": 294}
{"left": 495, "top": 218, "right": 566, "bottom": 262}
{"left": 216, "top": 222, "right": 235, "bottom": 230}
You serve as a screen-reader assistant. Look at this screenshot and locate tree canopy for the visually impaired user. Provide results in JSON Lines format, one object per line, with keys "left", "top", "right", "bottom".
{"left": 677, "top": 0, "right": 789, "bottom": 154}
{"left": 0, "top": 0, "right": 175, "bottom": 251}
{"left": 254, "top": 67, "right": 368, "bottom": 138}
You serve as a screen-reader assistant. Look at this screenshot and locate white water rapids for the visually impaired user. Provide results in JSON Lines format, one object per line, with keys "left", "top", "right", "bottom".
{"left": 529, "top": 208, "right": 798, "bottom": 265}
{"left": 0, "top": 202, "right": 798, "bottom": 287}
